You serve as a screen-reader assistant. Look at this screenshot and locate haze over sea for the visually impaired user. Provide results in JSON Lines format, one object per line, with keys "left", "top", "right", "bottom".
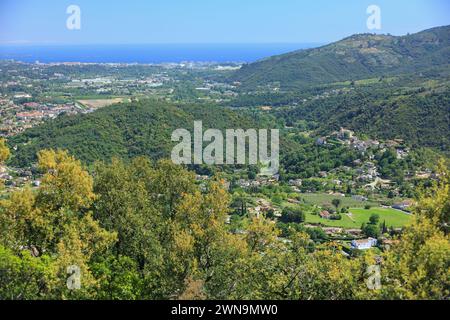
{"left": 0, "top": 43, "right": 319, "bottom": 64}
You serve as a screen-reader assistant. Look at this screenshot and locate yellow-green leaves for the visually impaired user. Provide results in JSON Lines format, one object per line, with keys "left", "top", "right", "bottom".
{"left": 0, "top": 139, "right": 10, "bottom": 164}
{"left": 0, "top": 138, "right": 10, "bottom": 190}
{"left": 246, "top": 216, "right": 279, "bottom": 252}
{"left": 0, "top": 149, "right": 116, "bottom": 299}
{"left": 377, "top": 163, "right": 450, "bottom": 300}
{"left": 37, "top": 149, "right": 95, "bottom": 212}
{"left": 1, "top": 149, "right": 449, "bottom": 300}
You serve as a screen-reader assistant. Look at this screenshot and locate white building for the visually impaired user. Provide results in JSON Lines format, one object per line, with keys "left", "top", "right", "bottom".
{"left": 351, "top": 238, "right": 377, "bottom": 250}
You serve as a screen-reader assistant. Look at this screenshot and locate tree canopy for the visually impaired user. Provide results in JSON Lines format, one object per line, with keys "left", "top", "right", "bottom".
{"left": 0, "top": 149, "right": 448, "bottom": 300}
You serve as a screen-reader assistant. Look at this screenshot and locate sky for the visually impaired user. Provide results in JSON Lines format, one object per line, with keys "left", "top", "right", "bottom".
{"left": 0, "top": 0, "right": 449, "bottom": 45}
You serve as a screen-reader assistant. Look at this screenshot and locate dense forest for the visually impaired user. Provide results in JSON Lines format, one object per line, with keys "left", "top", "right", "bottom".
{"left": 7, "top": 99, "right": 270, "bottom": 167}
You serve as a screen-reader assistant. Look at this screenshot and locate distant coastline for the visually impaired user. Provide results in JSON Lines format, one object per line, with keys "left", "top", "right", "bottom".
{"left": 0, "top": 43, "right": 320, "bottom": 64}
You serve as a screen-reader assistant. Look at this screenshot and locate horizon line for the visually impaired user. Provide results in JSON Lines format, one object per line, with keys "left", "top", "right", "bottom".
{"left": 0, "top": 42, "right": 325, "bottom": 46}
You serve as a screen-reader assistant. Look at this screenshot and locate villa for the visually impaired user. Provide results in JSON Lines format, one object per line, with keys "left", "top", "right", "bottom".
{"left": 319, "top": 211, "right": 331, "bottom": 219}
{"left": 351, "top": 238, "right": 378, "bottom": 250}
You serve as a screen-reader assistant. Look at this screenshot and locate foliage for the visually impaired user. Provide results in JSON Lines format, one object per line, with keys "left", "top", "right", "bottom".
{"left": 0, "top": 139, "right": 10, "bottom": 164}
{"left": 8, "top": 99, "right": 264, "bottom": 167}
{"left": 0, "top": 150, "right": 448, "bottom": 300}
{"left": 280, "top": 207, "right": 305, "bottom": 224}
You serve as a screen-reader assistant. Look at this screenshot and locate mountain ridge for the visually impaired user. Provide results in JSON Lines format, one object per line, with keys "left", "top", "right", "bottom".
{"left": 231, "top": 25, "right": 450, "bottom": 90}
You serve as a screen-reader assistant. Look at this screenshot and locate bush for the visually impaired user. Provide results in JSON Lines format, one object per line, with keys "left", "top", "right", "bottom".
{"left": 306, "top": 228, "right": 329, "bottom": 242}
{"left": 369, "top": 214, "right": 380, "bottom": 225}
{"left": 280, "top": 208, "right": 306, "bottom": 224}
{"left": 362, "top": 223, "right": 380, "bottom": 238}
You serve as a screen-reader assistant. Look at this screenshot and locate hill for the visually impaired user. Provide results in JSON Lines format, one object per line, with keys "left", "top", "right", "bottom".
{"left": 231, "top": 26, "right": 450, "bottom": 90}
{"left": 275, "top": 88, "right": 450, "bottom": 153}
{"left": 7, "top": 99, "right": 267, "bottom": 167}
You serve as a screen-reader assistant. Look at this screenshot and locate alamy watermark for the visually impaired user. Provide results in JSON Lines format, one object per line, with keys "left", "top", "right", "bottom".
{"left": 171, "top": 121, "right": 279, "bottom": 175}
{"left": 366, "top": 265, "right": 382, "bottom": 290}
{"left": 67, "top": 265, "right": 81, "bottom": 290}
{"left": 367, "top": 5, "right": 381, "bottom": 30}
{"left": 66, "top": 5, "right": 81, "bottom": 30}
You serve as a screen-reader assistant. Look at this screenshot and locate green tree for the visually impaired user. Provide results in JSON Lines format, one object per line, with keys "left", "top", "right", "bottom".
{"left": 0, "top": 138, "right": 10, "bottom": 164}
{"left": 369, "top": 214, "right": 380, "bottom": 225}
{"left": 0, "top": 149, "right": 116, "bottom": 299}
{"left": 0, "top": 139, "right": 10, "bottom": 189}
{"left": 376, "top": 163, "right": 450, "bottom": 299}
{"left": 280, "top": 208, "right": 305, "bottom": 224}
{"left": 332, "top": 199, "right": 341, "bottom": 211}
{"left": 362, "top": 224, "right": 380, "bottom": 238}
{"left": 91, "top": 255, "right": 143, "bottom": 300}
{"left": 36, "top": 149, "right": 95, "bottom": 212}
{"left": 0, "top": 245, "right": 54, "bottom": 300}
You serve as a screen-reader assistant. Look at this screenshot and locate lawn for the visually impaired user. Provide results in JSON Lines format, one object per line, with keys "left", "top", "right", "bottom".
{"left": 305, "top": 207, "right": 412, "bottom": 229}
{"left": 300, "top": 193, "right": 378, "bottom": 208}
{"left": 349, "top": 208, "right": 412, "bottom": 228}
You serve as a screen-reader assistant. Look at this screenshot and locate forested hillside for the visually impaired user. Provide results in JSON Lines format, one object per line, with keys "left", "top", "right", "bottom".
{"left": 231, "top": 26, "right": 450, "bottom": 90}
{"left": 7, "top": 99, "right": 268, "bottom": 167}
{"left": 275, "top": 89, "right": 450, "bottom": 153}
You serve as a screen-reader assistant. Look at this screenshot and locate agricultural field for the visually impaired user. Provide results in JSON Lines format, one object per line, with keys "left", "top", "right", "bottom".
{"left": 77, "top": 98, "right": 128, "bottom": 109}
{"left": 349, "top": 208, "right": 413, "bottom": 228}
{"left": 300, "top": 193, "right": 379, "bottom": 208}
{"left": 305, "top": 207, "right": 413, "bottom": 229}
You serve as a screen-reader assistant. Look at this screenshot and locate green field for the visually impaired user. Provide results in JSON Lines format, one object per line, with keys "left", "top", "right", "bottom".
{"left": 305, "top": 207, "right": 412, "bottom": 229}
{"left": 349, "top": 208, "right": 412, "bottom": 228}
{"left": 300, "top": 193, "right": 378, "bottom": 208}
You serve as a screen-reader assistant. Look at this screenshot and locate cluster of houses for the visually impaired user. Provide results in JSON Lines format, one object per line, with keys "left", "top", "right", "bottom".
{"left": 68, "top": 73, "right": 170, "bottom": 95}
{"left": 0, "top": 99, "right": 85, "bottom": 137}
{"left": 236, "top": 175, "right": 279, "bottom": 189}
{"left": 317, "top": 128, "right": 410, "bottom": 160}
{"left": 0, "top": 165, "right": 40, "bottom": 189}
{"left": 355, "top": 161, "right": 379, "bottom": 182}
{"left": 248, "top": 198, "right": 281, "bottom": 218}
{"left": 313, "top": 129, "right": 417, "bottom": 196}
{"left": 304, "top": 224, "right": 388, "bottom": 251}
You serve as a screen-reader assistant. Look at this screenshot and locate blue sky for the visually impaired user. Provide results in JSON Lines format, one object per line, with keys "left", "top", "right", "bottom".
{"left": 0, "top": 0, "right": 449, "bottom": 44}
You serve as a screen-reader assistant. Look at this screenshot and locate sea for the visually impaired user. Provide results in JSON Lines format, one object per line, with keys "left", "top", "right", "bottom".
{"left": 0, "top": 43, "right": 319, "bottom": 64}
